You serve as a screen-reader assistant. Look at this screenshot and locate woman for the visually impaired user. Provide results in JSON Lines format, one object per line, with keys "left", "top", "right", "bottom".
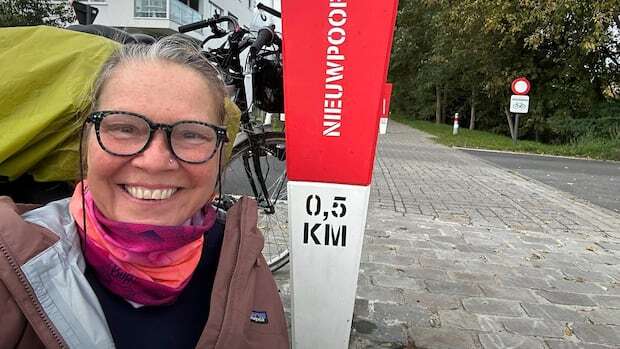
{"left": 0, "top": 37, "right": 289, "bottom": 348}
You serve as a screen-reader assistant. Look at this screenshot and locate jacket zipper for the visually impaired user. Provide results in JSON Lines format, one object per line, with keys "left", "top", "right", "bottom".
{"left": 0, "top": 241, "right": 67, "bottom": 349}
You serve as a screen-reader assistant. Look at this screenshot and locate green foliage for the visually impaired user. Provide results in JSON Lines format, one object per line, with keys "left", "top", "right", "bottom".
{"left": 394, "top": 115, "right": 620, "bottom": 161}
{"left": 550, "top": 117, "right": 620, "bottom": 142}
{"left": 390, "top": 0, "right": 620, "bottom": 143}
{"left": 547, "top": 100, "right": 620, "bottom": 142}
{"left": 0, "top": 0, "right": 74, "bottom": 27}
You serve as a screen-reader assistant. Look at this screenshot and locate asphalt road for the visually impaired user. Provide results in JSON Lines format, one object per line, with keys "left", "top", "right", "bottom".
{"left": 459, "top": 149, "right": 620, "bottom": 214}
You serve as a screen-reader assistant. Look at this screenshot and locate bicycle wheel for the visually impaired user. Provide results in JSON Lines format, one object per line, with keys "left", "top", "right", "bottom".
{"left": 222, "top": 132, "right": 289, "bottom": 272}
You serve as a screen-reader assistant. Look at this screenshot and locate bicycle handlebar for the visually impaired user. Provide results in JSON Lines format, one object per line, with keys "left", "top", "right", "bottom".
{"left": 250, "top": 3, "right": 281, "bottom": 55}
{"left": 256, "top": 2, "right": 281, "bottom": 18}
{"left": 250, "top": 27, "right": 275, "bottom": 55}
{"left": 178, "top": 15, "right": 240, "bottom": 34}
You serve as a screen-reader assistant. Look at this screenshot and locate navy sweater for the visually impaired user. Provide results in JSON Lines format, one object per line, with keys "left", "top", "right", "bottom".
{"left": 85, "top": 221, "right": 225, "bottom": 349}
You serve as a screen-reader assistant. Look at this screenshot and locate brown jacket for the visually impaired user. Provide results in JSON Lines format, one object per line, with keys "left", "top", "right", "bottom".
{"left": 0, "top": 196, "right": 289, "bottom": 349}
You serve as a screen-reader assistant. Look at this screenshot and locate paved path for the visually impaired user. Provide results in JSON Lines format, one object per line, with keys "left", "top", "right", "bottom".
{"left": 274, "top": 121, "right": 620, "bottom": 349}
{"left": 460, "top": 149, "right": 620, "bottom": 214}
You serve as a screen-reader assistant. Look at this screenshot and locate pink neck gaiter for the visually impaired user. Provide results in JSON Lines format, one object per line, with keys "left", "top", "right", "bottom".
{"left": 69, "top": 183, "right": 216, "bottom": 306}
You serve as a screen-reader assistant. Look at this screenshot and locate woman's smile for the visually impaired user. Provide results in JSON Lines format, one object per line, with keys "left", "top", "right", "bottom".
{"left": 121, "top": 185, "right": 179, "bottom": 201}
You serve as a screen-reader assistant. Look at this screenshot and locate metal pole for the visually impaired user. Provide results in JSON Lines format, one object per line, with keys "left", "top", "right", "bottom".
{"left": 513, "top": 113, "right": 520, "bottom": 145}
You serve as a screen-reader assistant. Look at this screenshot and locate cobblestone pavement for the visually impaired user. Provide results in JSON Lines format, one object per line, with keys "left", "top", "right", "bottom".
{"left": 274, "top": 121, "right": 620, "bottom": 349}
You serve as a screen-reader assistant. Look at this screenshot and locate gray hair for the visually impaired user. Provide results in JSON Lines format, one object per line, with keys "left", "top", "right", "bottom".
{"left": 89, "top": 35, "right": 226, "bottom": 124}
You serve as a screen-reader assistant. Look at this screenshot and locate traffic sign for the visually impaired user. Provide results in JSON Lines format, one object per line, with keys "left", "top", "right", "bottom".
{"left": 510, "top": 95, "right": 530, "bottom": 113}
{"left": 511, "top": 77, "right": 531, "bottom": 95}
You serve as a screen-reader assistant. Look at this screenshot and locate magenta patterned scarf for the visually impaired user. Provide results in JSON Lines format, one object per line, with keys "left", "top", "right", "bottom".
{"left": 70, "top": 184, "right": 216, "bottom": 306}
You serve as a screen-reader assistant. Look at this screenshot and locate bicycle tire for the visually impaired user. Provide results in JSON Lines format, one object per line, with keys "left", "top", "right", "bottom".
{"left": 222, "top": 132, "right": 289, "bottom": 272}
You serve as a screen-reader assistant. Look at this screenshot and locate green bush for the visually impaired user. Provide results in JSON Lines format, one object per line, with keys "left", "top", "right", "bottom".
{"left": 548, "top": 101, "right": 620, "bottom": 142}
{"left": 550, "top": 117, "right": 620, "bottom": 142}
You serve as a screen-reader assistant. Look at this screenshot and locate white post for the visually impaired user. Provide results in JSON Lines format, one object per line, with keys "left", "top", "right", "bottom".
{"left": 453, "top": 112, "right": 460, "bottom": 135}
{"left": 379, "top": 117, "right": 389, "bottom": 134}
{"left": 379, "top": 96, "right": 388, "bottom": 134}
{"left": 281, "top": 1, "right": 399, "bottom": 347}
{"left": 288, "top": 181, "right": 370, "bottom": 348}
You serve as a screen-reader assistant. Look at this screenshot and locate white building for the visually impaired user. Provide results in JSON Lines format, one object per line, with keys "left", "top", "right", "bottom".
{"left": 73, "top": 0, "right": 281, "bottom": 41}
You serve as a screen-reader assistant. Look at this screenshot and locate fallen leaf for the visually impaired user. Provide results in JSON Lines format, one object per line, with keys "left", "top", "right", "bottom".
{"left": 564, "top": 323, "right": 573, "bottom": 336}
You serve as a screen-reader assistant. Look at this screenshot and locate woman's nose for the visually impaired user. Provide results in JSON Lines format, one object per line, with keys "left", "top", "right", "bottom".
{"left": 130, "top": 130, "right": 179, "bottom": 170}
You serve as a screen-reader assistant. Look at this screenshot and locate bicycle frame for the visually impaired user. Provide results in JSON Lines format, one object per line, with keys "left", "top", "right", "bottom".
{"left": 240, "top": 127, "right": 283, "bottom": 214}
{"left": 190, "top": 15, "right": 284, "bottom": 214}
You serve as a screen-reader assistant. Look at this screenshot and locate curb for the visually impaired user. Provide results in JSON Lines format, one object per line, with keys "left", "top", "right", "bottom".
{"left": 453, "top": 146, "right": 620, "bottom": 163}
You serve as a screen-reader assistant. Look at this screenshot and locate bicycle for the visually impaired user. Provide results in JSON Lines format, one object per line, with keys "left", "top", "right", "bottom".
{"left": 179, "top": 5, "right": 290, "bottom": 272}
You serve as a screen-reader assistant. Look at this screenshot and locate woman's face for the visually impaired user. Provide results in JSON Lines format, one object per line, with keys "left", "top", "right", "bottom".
{"left": 87, "top": 60, "right": 221, "bottom": 225}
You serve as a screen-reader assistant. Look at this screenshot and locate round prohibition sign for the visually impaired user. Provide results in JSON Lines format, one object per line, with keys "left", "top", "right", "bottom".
{"left": 511, "top": 77, "right": 531, "bottom": 95}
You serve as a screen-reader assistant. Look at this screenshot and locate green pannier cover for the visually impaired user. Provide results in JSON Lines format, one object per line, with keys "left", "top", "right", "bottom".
{"left": 0, "top": 26, "right": 240, "bottom": 183}
{"left": 0, "top": 25, "right": 119, "bottom": 182}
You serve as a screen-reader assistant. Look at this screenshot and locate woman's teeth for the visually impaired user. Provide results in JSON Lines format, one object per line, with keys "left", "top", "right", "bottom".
{"left": 124, "top": 186, "right": 177, "bottom": 200}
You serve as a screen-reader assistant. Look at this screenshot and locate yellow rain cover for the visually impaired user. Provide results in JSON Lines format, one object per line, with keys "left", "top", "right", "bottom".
{"left": 0, "top": 25, "right": 119, "bottom": 182}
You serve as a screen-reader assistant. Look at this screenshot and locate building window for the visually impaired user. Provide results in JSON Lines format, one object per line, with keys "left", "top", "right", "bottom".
{"left": 135, "top": 0, "right": 167, "bottom": 18}
{"left": 176, "top": 0, "right": 199, "bottom": 12}
{"left": 170, "top": 0, "right": 202, "bottom": 26}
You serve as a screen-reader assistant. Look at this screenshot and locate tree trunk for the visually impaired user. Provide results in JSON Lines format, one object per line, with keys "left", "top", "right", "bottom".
{"left": 469, "top": 89, "right": 476, "bottom": 130}
{"left": 435, "top": 86, "right": 441, "bottom": 124}
{"left": 440, "top": 86, "right": 447, "bottom": 124}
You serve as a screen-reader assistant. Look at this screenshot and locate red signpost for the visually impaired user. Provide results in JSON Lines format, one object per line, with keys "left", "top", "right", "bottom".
{"left": 283, "top": 1, "right": 399, "bottom": 186}
{"left": 282, "top": 0, "right": 399, "bottom": 347}
{"left": 379, "top": 83, "right": 393, "bottom": 134}
{"left": 381, "top": 83, "right": 393, "bottom": 117}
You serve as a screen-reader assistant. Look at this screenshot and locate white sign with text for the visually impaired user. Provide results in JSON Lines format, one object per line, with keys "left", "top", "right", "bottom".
{"left": 510, "top": 95, "right": 530, "bottom": 113}
{"left": 288, "top": 181, "right": 370, "bottom": 348}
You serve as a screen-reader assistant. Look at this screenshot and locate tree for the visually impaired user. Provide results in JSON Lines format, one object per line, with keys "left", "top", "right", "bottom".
{"left": 0, "top": 0, "right": 74, "bottom": 27}
{"left": 390, "top": 0, "right": 620, "bottom": 142}
{"left": 389, "top": 1, "right": 440, "bottom": 117}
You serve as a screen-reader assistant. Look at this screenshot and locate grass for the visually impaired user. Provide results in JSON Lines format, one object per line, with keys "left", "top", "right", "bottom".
{"left": 393, "top": 115, "right": 620, "bottom": 161}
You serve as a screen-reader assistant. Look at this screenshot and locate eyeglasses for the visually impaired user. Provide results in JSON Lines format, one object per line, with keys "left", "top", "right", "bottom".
{"left": 86, "top": 111, "right": 228, "bottom": 164}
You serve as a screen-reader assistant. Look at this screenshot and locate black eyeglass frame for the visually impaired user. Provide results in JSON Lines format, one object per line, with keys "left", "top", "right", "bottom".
{"left": 86, "top": 110, "right": 228, "bottom": 164}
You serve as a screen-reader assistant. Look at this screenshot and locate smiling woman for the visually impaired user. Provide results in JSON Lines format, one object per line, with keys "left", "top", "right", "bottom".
{"left": 0, "top": 36, "right": 288, "bottom": 349}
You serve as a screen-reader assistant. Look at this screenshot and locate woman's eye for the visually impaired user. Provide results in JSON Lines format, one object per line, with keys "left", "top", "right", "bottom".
{"left": 182, "top": 131, "right": 205, "bottom": 140}
{"left": 181, "top": 131, "right": 213, "bottom": 142}
{"left": 105, "top": 124, "right": 138, "bottom": 135}
{"left": 117, "top": 126, "right": 136, "bottom": 134}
